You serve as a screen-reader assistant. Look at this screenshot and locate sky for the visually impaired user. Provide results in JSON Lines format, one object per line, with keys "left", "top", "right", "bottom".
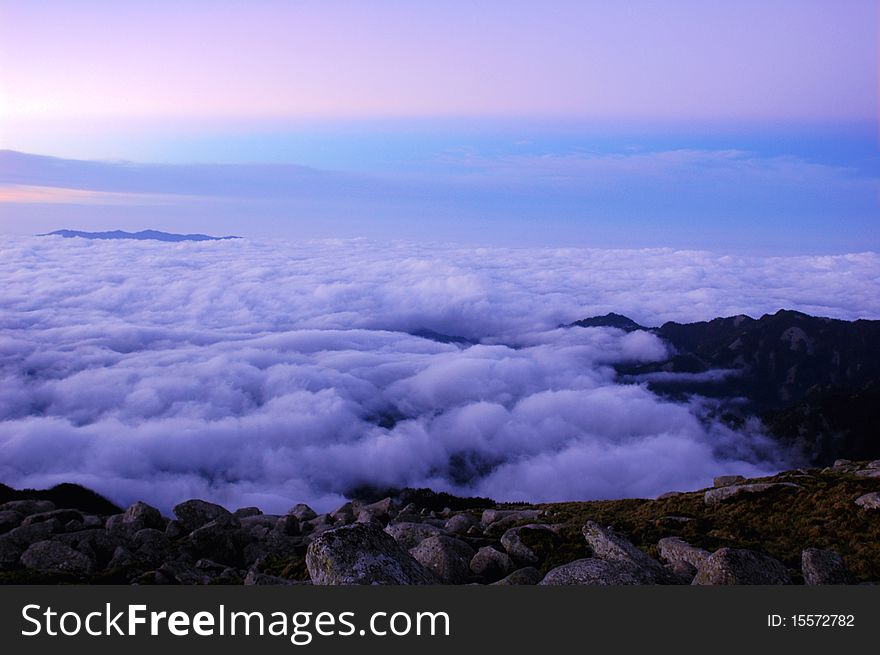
{"left": 0, "top": 0, "right": 878, "bottom": 250}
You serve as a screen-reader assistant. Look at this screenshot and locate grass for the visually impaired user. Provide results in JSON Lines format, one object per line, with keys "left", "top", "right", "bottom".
{"left": 535, "top": 468, "right": 880, "bottom": 582}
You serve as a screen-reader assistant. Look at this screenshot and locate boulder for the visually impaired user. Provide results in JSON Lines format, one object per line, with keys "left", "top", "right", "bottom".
{"left": 444, "top": 513, "right": 477, "bottom": 535}
{"left": 288, "top": 504, "right": 318, "bottom": 521}
{"left": 539, "top": 558, "right": 645, "bottom": 586}
{"left": 273, "top": 515, "right": 301, "bottom": 537}
{"left": 500, "top": 524, "right": 560, "bottom": 566}
{"left": 82, "top": 515, "right": 104, "bottom": 529}
{"left": 132, "top": 528, "right": 170, "bottom": 567}
{"left": 704, "top": 483, "right": 800, "bottom": 505}
{"left": 491, "top": 566, "right": 543, "bottom": 586}
{"left": 0, "top": 510, "right": 23, "bottom": 534}
{"left": 164, "top": 519, "right": 187, "bottom": 540}
{"left": 182, "top": 514, "right": 249, "bottom": 567}
{"left": 692, "top": 548, "right": 792, "bottom": 585}
{"left": 480, "top": 509, "right": 515, "bottom": 525}
{"left": 384, "top": 522, "right": 449, "bottom": 550}
{"left": 55, "top": 529, "right": 122, "bottom": 569}
{"left": 855, "top": 492, "right": 880, "bottom": 510}
{"left": 582, "top": 522, "right": 673, "bottom": 583}
{"left": 801, "top": 548, "right": 852, "bottom": 585}
{"left": 484, "top": 510, "right": 545, "bottom": 536}
{"left": 329, "top": 501, "right": 357, "bottom": 526}
{"left": 855, "top": 469, "right": 880, "bottom": 479}
{"left": 106, "top": 546, "right": 138, "bottom": 572}
{"left": 469, "top": 546, "right": 514, "bottom": 581}
{"left": 120, "top": 502, "right": 165, "bottom": 532}
{"left": 172, "top": 499, "right": 232, "bottom": 533}
{"left": 409, "top": 536, "right": 475, "bottom": 584}
{"left": 239, "top": 515, "right": 280, "bottom": 540}
{"left": 357, "top": 498, "right": 395, "bottom": 525}
{"left": 157, "top": 560, "right": 212, "bottom": 585}
{"left": 0, "top": 537, "right": 24, "bottom": 571}
{"left": 20, "top": 540, "right": 94, "bottom": 575}
{"left": 0, "top": 500, "right": 55, "bottom": 516}
{"left": 2, "top": 520, "right": 61, "bottom": 548}
{"left": 233, "top": 507, "right": 262, "bottom": 518}
{"left": 657, "top": 537, "right": 711, "bottom": 577}
{"left": 21, "top": 509, "right": 83, "bottom": 528}
{"left": 306, "top": 523, "right": 438, "bottom": 585}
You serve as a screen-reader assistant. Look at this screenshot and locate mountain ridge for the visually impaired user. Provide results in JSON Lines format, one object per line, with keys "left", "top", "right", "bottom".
{"left": 571, "top": 309, "right": 880, "bottom": 463}
{"left": 40, "top": 229, "right": 241, "bottom": 242}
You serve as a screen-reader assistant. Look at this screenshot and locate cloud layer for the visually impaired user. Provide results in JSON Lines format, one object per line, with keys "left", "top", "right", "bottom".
{"left": 1, "top": 236, "right": 878, "bottom": 512}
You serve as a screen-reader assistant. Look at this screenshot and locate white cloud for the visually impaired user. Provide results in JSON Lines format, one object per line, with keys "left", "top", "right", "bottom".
{"left": 0, "top": 236, "right": 877, "bottom": 512}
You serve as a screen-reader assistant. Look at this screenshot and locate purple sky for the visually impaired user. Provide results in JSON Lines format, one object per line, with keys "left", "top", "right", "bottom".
{"left": 0, "top": 1, "right": 877, "bottom": 251}
{"left": 1, "top": 1, "right": 875, "bottom": 128}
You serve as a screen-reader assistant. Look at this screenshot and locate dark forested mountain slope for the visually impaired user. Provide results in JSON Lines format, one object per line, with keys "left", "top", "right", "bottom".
{"left": 571, "top": 310, "right": 880, "bottom": 463}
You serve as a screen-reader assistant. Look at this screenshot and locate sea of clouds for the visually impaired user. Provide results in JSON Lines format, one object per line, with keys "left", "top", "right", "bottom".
{"left": 1, "top": 235, "right": 879, "bottom": 513}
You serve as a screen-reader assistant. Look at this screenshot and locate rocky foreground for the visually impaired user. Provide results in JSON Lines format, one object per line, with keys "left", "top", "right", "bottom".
{"left": 1, "top": 460, "right": 879, "bottom": 585}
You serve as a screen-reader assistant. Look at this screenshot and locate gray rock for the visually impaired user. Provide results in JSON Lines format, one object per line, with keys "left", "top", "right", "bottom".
{"left": 120, "top": 502, "right": 165, "bottom": 532}
{"left": 54, "top": 529, "right": 122, "bottom": 569}
{"left": 106, "top": 546, "right": 137, "bottom": 571}
{"left": 0, "top": 510, "right": 23, "bottom": 534}
{"left": 132, "top": 529, "right": 170, "bottom": 567}
{"left": 484, "top": 510, "right": 545, "bottom": 536}
{"left": 20, "top": 540, "right": 94, "bottom": 575}
{"left": 409, "top": 536, "right": 475, "bottom": 584}
{"left": 658, "top": 537, "right": 711, "bottom": 576}
{"left": 157, "top": 560, "right": 212, "bottom": 585}
{"left": 0, "top": 537, "right": 24, "bottom": 571}
{"left": 172, "top": 499, "right": 232, "bottom": 533}
{"left": 692, "top": 548, "right": 792, "bottom": 585}
{"left": 384, "top": 522, "right": 449, "bottom": 550}
{"left": 306, "top": 523, "right": 438, "bottom": 585}
{"left": 444, "top": 513, "right": 477, "bottom": 534}
{"left": 273, "top": 515, "right": 301, "bottom": 537}
{"left": 183, "top": 514, "right": 248, "bottom": 567}
{"left": 539, "top": 558, "right": 645, "bottom": 585}
{"left": 855, "top": 492, "right": 880, "bottom": 509}
{"left": 329, "top": 501, "right": 357, "bottom": 525}
{"left": 233, "top": 507, "right": 262, "bottom": 518}
{"left": 21, "top": 509, "right": 83, "bottom": 528}
{"left": 470, "top": 546, "right": 514, "bottom": 581}
{"left": 704, "top": 482, "right": 800, "bottom": 505}
{"left": 194, "top": 558, "right": 230, "bottom": 574}
{"left": 164, "top": 519, "right": 187, "bottom": 540}
{"left": 480, "top": 509, "right": 514, "bottom": 525}
{"left": 656, "top": 491, "right": 684, "bottom": 500}
{"left": 491, "top": 566, "right": 543, "bottom": 585}
{"left": 356, "top": 498, "right": 395, "bottom": 525}
{"left": 82, "top": 515, "right": 104, "bottom": 529}
{"left": 500, "top": 524, "right": 560, "bottom": 566}
{"left": 0, "top": 500, "right": 55, "bottom": 515}
{"left": 582, "top": 521, "right": 672, "bottom": 583}
{"left": 802, "top": 548, "right": 852, "bottom": 585}
{"left": 2, "top": 520, "right": 60, "bottom": 548}
{"left": 239, "top": 514, "right": 280, "bottom": 540}
{"left": 713, "top": 475, "right": 746, "bottom": 487}
{"left": 288, "top": 503, "right": 318, "bottom": 521}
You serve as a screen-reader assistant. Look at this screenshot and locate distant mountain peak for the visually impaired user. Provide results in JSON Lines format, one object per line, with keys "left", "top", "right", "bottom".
{"left": 40, "top": 229, "right": 241, "bottom": 242}
{"left": 569, "top": 313, "right": 650, "bottom": 332}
